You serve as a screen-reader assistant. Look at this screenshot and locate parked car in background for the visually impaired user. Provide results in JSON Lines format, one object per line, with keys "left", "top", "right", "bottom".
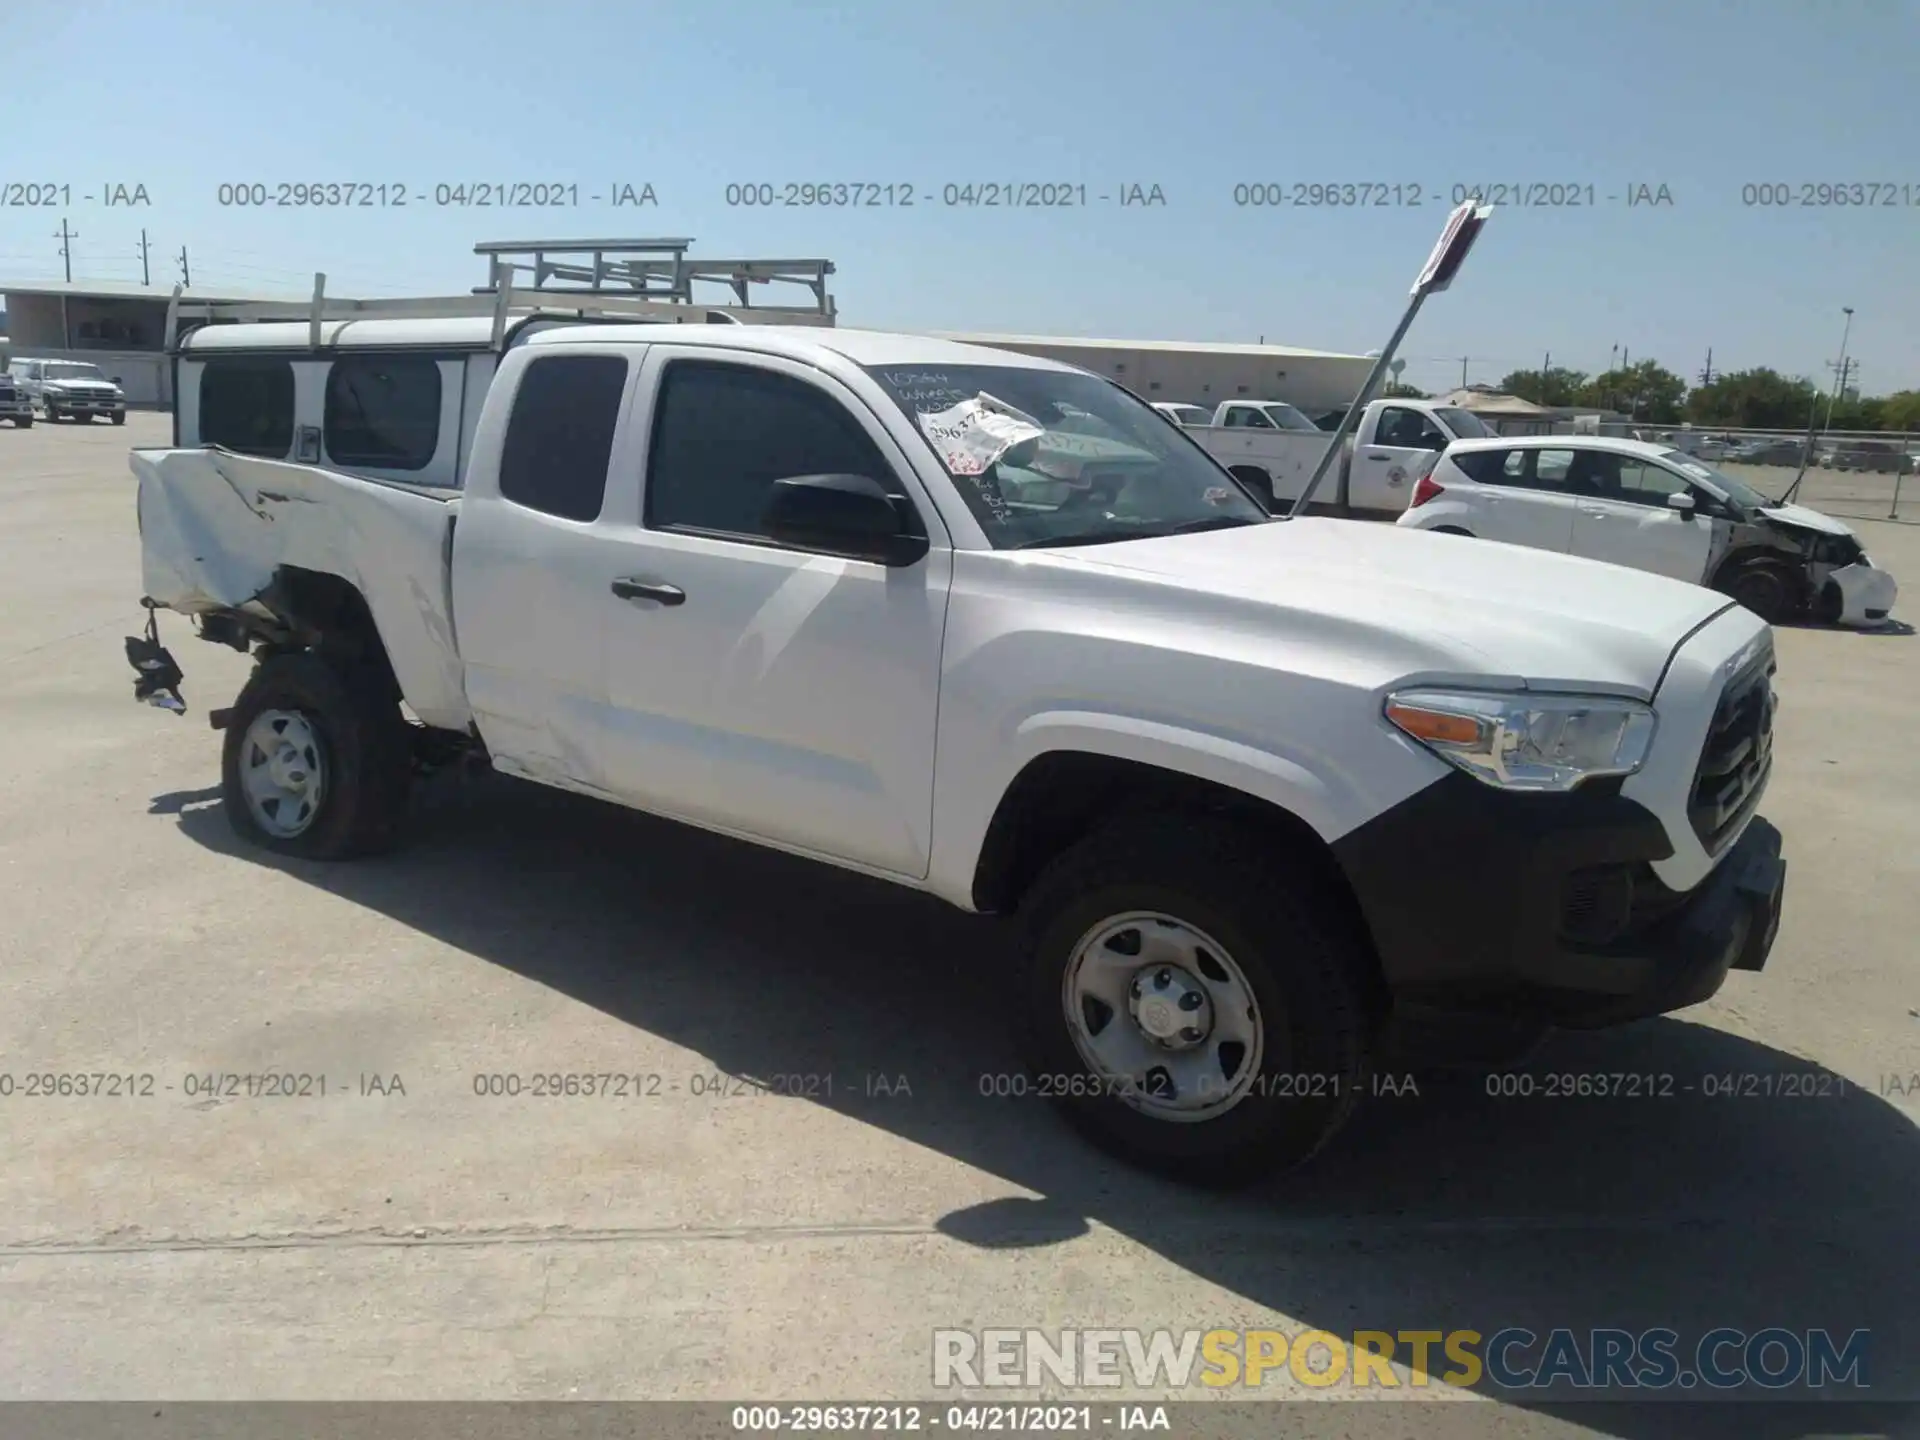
{"left": 6, "top": 358, "right": 127, "bottom": 424}
{"left": 0, "top": 369, "right": 33, "bottom": 427}
{"left": 1399, "top": 435, "right": 1897, "bottom": 627}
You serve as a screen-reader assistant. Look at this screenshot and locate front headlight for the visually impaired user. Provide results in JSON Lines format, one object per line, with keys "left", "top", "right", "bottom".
{"left": 1384, "top": 689, "right": 1657, "bottom": 792}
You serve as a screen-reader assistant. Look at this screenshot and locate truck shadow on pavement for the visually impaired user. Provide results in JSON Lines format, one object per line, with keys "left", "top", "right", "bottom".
{"left": 170, "top": 773, "right": 1918, "bottom": 1439}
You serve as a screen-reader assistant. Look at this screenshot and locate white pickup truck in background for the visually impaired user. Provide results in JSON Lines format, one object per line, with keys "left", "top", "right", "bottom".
{"left": 127, "top": 321, "right": 1787, "bottom": 1186}
{"left": 1158, "top": 397, "right": 1496, "bottom": 518}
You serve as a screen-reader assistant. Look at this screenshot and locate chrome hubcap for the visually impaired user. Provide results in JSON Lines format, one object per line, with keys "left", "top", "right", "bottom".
{"left": 1062, "top": 912, "right": 1265, "bottom": 1122}
{"left": 239, "top": 709, "right": 326, "bottom": 838}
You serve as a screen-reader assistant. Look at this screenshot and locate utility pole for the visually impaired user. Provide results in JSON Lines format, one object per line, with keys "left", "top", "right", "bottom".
{"left": 1698, "top": 348, "right": 1714, "bottom": 387}
{"left": 1460, "top": 355, "right": 1470, "bottom": 388}
{"left": 137, "top": 229, "right": 152, "bottom": 286}
{"left": 53, "top": 217, "right": 77, "bottom": 282}
{"left": 177, "top": 245, "right": 191, "bottom": 287}
{"left": 1824, "top": 306, "right": 1854, "bottom": 429}
{"left": 1542, "top": 350, "right": 1551, "bottom": 402}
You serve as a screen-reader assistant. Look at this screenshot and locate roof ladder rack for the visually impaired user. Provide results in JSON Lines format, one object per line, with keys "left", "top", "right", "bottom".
{"left": 162, "top": 238, "right": 838, "bottom": 353}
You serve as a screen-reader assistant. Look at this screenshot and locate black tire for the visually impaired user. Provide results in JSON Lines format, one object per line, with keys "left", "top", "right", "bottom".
{"left": 15, "top": 415, "right": 30, "bottom": 429}
{"left": 111, "top": 411, "right": 126, "bottom": 426}
{"left": 43, "top": 405, "right": 61, "bottom": 423}
{"left": 1016, "top": 815, "right": 1373, "bottom": 1186}
{"left": 220, "top": 652, "right": 412, "bottom": 860}
{"left": 1717, "top": 561, "right": 1795, "bottom": 623}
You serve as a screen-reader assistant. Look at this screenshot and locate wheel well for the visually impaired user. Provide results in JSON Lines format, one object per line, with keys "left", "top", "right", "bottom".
{"left": 1225, "top": 465, "right": 1277, "bottom": 509}
{"left": 1432, "top": 526, "right": 1474, "bottom": 536}
{"left": 257, "top": 567, "right": 402, "bottom": 702}
{"left": 970, "top": 752, "right": 1387, "bottom": 1008}
{"left": 1710, "top": 547, "right": 1804, "bottom": 597}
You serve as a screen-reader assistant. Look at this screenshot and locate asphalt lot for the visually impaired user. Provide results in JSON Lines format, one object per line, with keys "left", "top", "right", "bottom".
{"left": 0, "top": 414, "right": 1915, "bottom": 1436}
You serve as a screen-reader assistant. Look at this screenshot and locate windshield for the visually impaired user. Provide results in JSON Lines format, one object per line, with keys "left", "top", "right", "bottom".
{"left": 1261, "top": 403, "right": 1321, "bottom": 432}
{"left": 1660, "top": 451, "right": 1778, "bottom": 509}
{"left": 47, "top": 363, "right": 108, "bottom": 382}
{"left": 1433, "top": 406, "right": 1493, "bottom": 439}
{"left": 865, "top": 364, "right": 1268, "bottom": 548}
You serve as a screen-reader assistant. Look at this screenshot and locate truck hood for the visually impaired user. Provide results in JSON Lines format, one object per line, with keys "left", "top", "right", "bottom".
{"left": 1758, "top": 502, "right": 1853, "bottom": 537}
{"left": 1061, "top": 518, "right": 1737, "bottom": 698}
{"left": 44, "top": 378, "right": 119, "bottom": 394}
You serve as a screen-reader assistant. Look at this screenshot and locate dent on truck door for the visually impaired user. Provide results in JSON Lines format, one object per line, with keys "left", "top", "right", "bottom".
{"left": 597, "top": 351, "right": 951, "bottom": 879}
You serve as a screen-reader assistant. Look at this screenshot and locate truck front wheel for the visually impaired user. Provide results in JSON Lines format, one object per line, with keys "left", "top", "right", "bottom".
{"left": 220, "top": 652, "right": 412, "bottom": 860}
{"left": 1016, "top": 816, "right": 1371, "bottom": 1185}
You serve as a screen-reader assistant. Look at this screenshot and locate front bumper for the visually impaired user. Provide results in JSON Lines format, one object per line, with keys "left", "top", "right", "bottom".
{"left": 46, "top": 393, "right": 125, "bottom": 414}
{"left": 1828, "top": 562, "right": 1898, "bottom": 626}
{"left": 1332, "top": 771, "right": 1785, "bottom": 1028}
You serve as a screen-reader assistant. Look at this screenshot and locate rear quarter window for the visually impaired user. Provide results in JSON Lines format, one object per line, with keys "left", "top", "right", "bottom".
{"left": 198, "top": 357, "right": 296, "bottom": 458}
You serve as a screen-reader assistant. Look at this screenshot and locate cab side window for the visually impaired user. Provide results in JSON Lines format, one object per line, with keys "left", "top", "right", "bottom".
{"left": 645, "top": 361, "right": 917, "bottom": 546}
{"left": 199, "top": 358, "right": 296, "bottom": 458}
{"left": 1377, "top": 406, "right": 1449, "bottom": 450}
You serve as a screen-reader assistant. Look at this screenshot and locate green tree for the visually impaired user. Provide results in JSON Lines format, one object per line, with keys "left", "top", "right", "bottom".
{"left": 1496, "top": 366, "right": 1589, "bottom": 407}
{"left": 1684, "top": 368, "right": 1818, "bottom": 429}
{"left": 1824, "top": 393, "right": 1886, "bottom": 432}
{"left": 1381, "top": 381, "right": 1428, "bottom": 399}
{"left": 1577, "top": 361, "right": 1687, "bottom": 423}
{"left": 1879, "top": 390, "right": 1920, "bottom": 433}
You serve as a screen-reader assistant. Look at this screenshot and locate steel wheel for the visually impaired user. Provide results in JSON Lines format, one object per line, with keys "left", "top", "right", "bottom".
{"left": 238, "top": 708, "right": 328, "bottom": 838}
{"left": 1062, "top": 911, "right": 1265, "bottom": 1123}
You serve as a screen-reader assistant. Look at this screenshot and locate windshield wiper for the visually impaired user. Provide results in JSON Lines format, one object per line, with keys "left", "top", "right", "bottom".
{"left": 1011, "top": 531, "right": 1135, "bottom": 549}
{"left": 1158, "top": 515, "right": 1266, "bottom": 535}
{"left": 1011, "top": 515, "right": 1263, "bottom": 549}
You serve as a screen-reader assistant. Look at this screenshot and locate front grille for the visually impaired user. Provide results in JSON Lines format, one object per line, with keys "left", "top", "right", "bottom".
{"left": 1688, "top": 649, "right": 1775, "bottom": 852}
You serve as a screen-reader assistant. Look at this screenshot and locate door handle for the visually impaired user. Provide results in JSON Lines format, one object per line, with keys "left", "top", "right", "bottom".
{"left": 611, "top": 578, "right": 686, "bottom": 606}
{"left": 1365, "top": 452, "right": 1391, "bottom": 461}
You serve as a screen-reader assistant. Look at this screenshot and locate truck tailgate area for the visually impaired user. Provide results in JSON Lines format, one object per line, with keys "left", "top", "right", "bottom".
{"left": 130, "top": 447, "right": 472, "bottom": 731}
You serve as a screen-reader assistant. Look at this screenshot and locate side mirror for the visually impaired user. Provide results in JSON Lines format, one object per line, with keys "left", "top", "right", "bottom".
{"left": 763, "top": 473, "right": 929, "bottom": 566}
{"left": 1666, "top": 491, "right": 1697, "bottom": 517}
{"left": 111, "top": 375, "right": 123, "bottom": 385}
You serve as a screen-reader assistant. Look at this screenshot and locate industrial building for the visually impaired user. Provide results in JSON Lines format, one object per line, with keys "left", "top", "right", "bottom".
{"left": 0, "top": 279, "right": 320, "bottom": 407}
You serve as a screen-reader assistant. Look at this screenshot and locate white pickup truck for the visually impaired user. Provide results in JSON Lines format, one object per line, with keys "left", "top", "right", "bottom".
{"left": 1161, "top": 397, "right": 1496, "bottom": 518}
{"left": 128, "top": 322, "right": 1786, "bottom": 1184}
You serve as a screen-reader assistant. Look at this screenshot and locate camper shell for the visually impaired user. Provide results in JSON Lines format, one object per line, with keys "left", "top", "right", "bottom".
{"left": 165, "top": 237, "right": 840, "bottom": 490}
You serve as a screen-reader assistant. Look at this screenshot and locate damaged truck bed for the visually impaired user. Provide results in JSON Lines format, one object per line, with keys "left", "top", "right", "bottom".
{"left": 133, "top": 447, "right": 473, "bottom": 732}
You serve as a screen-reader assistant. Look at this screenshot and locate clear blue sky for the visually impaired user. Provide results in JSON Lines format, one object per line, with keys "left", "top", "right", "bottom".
{"left": 2, "top": 0, "right": 1915, "bottom": 396}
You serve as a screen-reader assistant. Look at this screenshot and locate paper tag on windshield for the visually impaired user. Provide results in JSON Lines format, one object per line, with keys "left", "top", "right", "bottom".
{"left": 918, "top": 399, "right": 1045, "bottom": 477}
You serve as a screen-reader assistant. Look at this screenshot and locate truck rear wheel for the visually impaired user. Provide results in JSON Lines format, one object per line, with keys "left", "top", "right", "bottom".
{"left": 220, "top": 652, "right": 412, "bottom": 860}
{"left": 1015, "top": 815, "right": 1371, "bottom": 1186}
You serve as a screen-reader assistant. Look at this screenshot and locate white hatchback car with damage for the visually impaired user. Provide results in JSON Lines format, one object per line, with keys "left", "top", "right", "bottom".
{"left": 1398, "top": 435, "right": 1897, "bottom": 627}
